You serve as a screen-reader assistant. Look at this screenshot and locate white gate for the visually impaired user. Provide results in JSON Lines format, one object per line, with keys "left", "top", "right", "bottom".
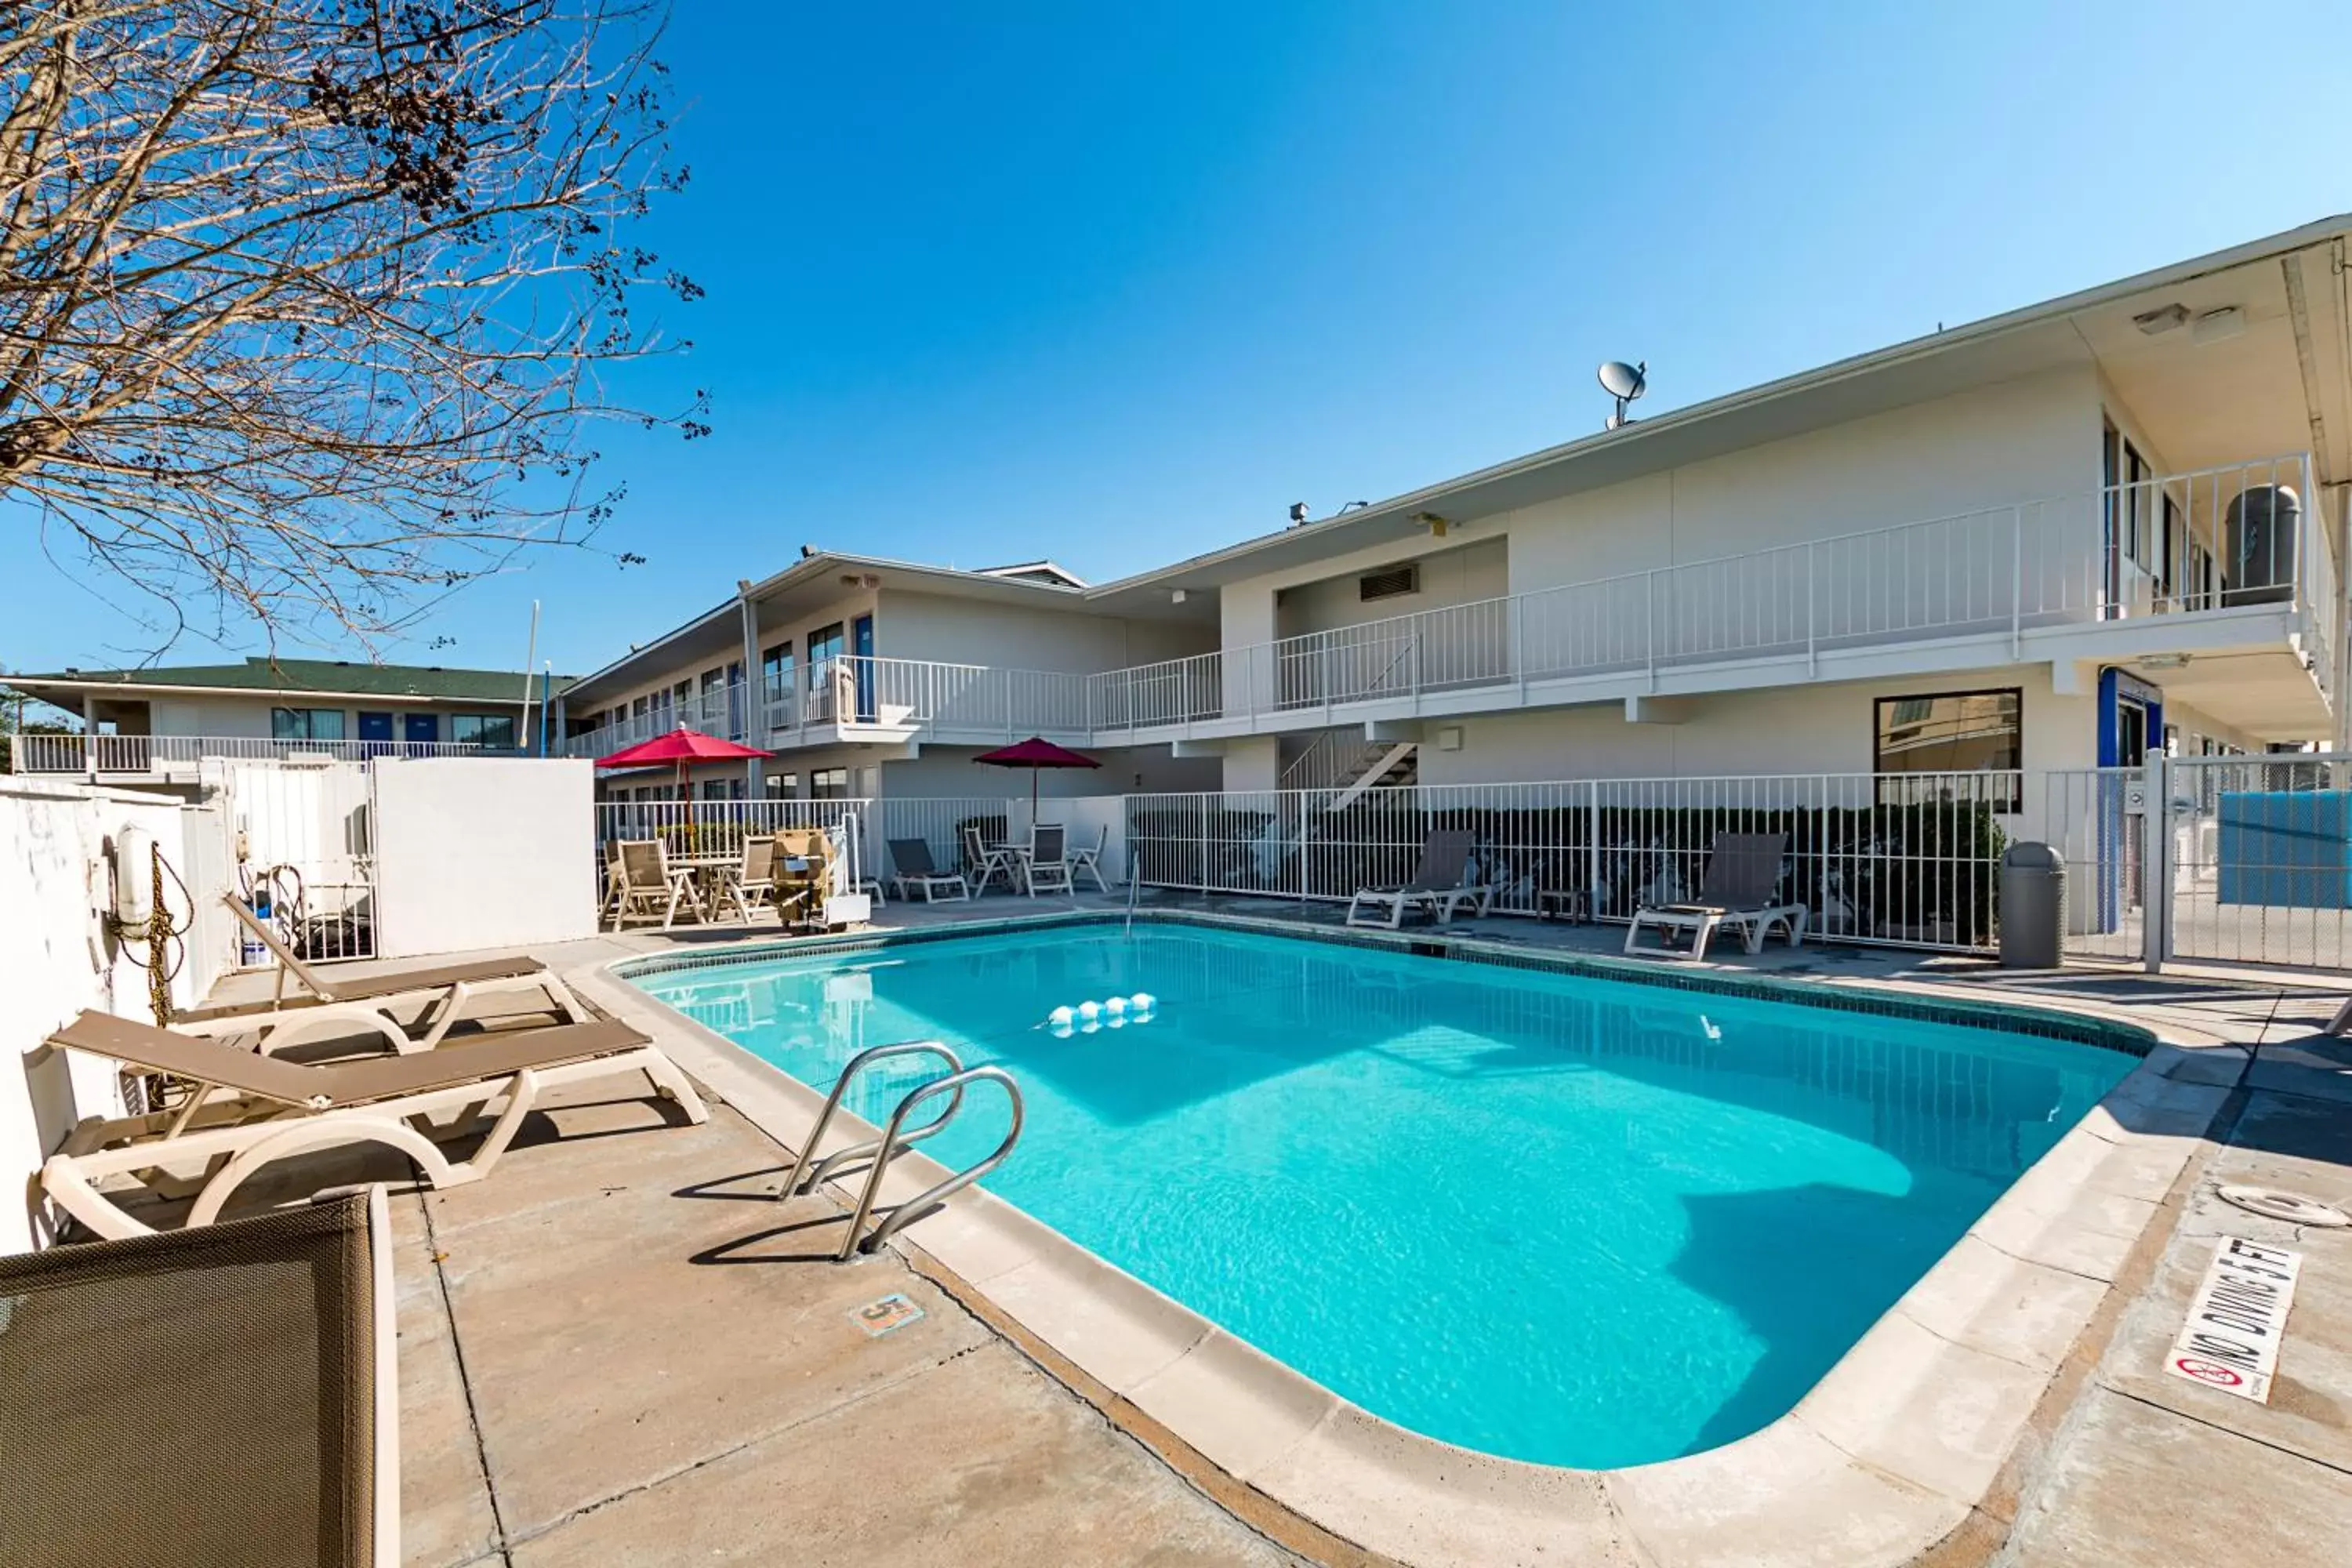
{"left": 2165, "top": 753, "right": 2352, "bottom": 970}
{"left": 209, "top": 759, "right": 379, "bottom": 963}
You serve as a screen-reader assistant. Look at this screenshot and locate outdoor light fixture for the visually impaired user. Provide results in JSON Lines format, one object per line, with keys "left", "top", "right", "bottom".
{"left": 1171, "top": 589, "right": 1188, "bottom": 604}
{"left": 2132, "top": 303, "right": 2190, "bottom": 335}
{"left": 1413, "top": 511, "right": 1450, "bottom": 538}
{"left": 2192, "top": 307, "right": 2246, "bottom": 346}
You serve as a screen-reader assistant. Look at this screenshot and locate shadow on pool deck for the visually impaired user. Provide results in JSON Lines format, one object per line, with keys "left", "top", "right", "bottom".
{"left": 385, "top": 1088, "right": 1308, "bottom": 1568}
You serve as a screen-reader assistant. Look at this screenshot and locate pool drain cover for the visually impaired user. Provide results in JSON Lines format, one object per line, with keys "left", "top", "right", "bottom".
{"left": 2216, "top": 1185, "right": 2351, "bottom": 1227}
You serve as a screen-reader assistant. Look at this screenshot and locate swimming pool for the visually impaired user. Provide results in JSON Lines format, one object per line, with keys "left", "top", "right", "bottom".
{"left": 632, "top": 922, "right": 2132, "bottom": 1470}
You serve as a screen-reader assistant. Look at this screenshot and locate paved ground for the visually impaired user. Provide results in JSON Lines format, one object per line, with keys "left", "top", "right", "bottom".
{"left": 198, "top": 891, "right": 2352, "bottom": 1566}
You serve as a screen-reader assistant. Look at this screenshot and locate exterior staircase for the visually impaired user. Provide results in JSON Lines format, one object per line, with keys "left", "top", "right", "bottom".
{"left": 1279, "top": 730, "right": 1420, "bottom": 808}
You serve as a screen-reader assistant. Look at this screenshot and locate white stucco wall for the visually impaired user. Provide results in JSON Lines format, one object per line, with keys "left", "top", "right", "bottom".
{"left": 0, "top": 780, "right": 225, "bottom": 1255}
{"left": 370, "top": 759, "right": 597, "bottom": 959}
{"left": 879, "top": 743, "right": 1218, "bottom": 799}
{"left": 1272, "top": 538, "right": 1511, "bottom": 641}
{"left": 1413, "top": 665, "right": 2091, "bottom": 786}
{"left": 879, "top": 592, "right": 1212, "bottom": 673}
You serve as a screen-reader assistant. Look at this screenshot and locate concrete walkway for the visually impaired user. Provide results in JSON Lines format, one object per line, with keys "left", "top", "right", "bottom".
{"left": 394, "top": 1085, "right": 1304, "bottom": 1567}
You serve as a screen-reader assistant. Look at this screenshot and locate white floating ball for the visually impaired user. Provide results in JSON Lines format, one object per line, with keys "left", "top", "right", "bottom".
{"left": 1047, "top": 1005, "right": 1074, "bottom": 1029}
{"left": 1048, "top": 1020, "right": 1074, "bottom": 1039}
{"left": 1076, "top": 1000, "right": 1101, "bottom": 1022}
{"left": 1080, "top": 1018, "right": 1101, "bottom": 1034}
{"left": 1104, "top": 996, "right": 1128, "bottom": 1015}
{"left": 1129, "top": 993, "right": 1156, "bottom": 1014}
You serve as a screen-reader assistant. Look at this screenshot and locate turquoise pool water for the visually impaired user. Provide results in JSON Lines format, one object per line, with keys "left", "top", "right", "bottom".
{"left": 633, "top": 924, "right": 2131, "bottom": 1468}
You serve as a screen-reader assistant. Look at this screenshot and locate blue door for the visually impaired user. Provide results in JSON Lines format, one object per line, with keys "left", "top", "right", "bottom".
{"left": 404, "top": 713, "right": 439, "bottom": 746}
{"left": 851, "top": 614, "right": 876, "bottom": 722}
{"left": 358, "top": 711, "right": 393, "bottom": 757}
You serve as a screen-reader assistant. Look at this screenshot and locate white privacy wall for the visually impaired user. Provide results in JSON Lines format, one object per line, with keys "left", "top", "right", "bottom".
{"left": 0, "top": 779, "right": 223, "bottom": 1256}
{"left": 370, "top": 758, "right": 597, "bottom": 959}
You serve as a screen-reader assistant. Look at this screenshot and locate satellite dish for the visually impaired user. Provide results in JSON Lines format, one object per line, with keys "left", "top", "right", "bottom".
{"left": 1598, "top": 360, "right": 1647, "bottom": 430}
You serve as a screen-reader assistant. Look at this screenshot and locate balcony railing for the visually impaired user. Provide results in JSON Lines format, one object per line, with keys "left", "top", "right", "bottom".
{"left": 1087, "top": 452, "right": 2332, "bottom": 731}
{"left": 9, "top": 735, "right": 501, "bottom": 775}
{"left": 558, "top": 453, "right": 2332, "bottom": 757}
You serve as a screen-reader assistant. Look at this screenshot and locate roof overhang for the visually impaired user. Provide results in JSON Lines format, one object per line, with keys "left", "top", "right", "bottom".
{"left": 1094, "top": 214, "right": 2352, "bottom": 598}
{"left": 1, "top": 676, "right": 543, "bottom": 707}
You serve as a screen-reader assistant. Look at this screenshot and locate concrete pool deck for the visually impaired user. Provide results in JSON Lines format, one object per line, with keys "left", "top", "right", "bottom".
{"left": 196, "top": 893, "right": 2352, "bottom": 1566}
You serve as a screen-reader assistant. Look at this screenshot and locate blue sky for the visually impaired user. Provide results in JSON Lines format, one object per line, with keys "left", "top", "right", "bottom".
{"left": 7, "top": 0, "right": 2351, "bottom": 680}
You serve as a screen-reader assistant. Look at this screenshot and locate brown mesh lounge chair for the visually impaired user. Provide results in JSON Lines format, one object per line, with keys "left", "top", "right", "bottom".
{"left": 0, "top": 1189, "right": 401, "bottom": 1566}
{"left": 1345, "top": 829, "right": 1490, "bottom": 929}
{"left": 35, "top": 1009, "right": 709, "bottom": 1241}
{"left": 610, "top": 837, "right": 701, "bottom": 930}
{"left": 713, "top": 835, "right": 780, "bottom": 923}
{"left": 180, "top": 894, "right": 585, "bottom": 1056}
{"left": 1624, "top": 832, "right": 1808, "bottom": 960}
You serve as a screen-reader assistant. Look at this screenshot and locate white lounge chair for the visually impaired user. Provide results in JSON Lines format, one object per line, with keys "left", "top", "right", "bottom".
{"left": 888, "top": 838, "right": 971, "bottom": 902}
{"left": 180, "top": 895, "right": 586, "bottom": 1056}
{"left": 1624, "top": 832, "right": 1807, "bottom": 961}
{"left": 1345, "top": 829, "right": 1491, "bottom": 929}
{"left": 1022, "top": 824, "right": 1075, "bottom": 897}
{"left": 35, "top": 1009, "right": 709, "bottom": 1241}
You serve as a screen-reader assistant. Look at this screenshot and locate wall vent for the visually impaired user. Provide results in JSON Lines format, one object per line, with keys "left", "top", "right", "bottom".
{"left": 1359, "top": 563, "right": 1420, "bottom": 603}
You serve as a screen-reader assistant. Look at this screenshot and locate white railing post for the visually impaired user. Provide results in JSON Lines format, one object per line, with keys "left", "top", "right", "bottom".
{"left": 1587, "top": 779, "right": 1602, "bottom": 919}
{"left": 2010, "top": 505, "right": 2024, "bottom": 659}
{"left": 1645, "top": 570, "right": 1659, "bottom": 688}
{"left": 2141, "top": 752, "right": 2171, "bottom": 973}
{"left": 1806, "top": 540, "right": 1818, "bottom": 678}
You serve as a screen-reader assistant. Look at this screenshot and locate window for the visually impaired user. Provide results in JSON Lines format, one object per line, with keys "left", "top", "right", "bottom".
{"left": 451, "top": 713, "right": 518, "bottom": 750}
{"left": 762, "top": 641, "right": 794, "bottom": 702}
{"left": 1873, "top": 688, "right": 2022, "bottom": 811}
{"left": 766, "top": 772, "right": 800, "bottom": 799}
{"left": 810, "top": 767, "right": 850, "bottom": 800}
{"left": 806, "top": 622, "right": 844, "bottom": 689}
{"left": 271, "top": 707, "right": 345, "bottom": 742}
{"left": 631, "top": 694, "right": 650, "bottom": 723}
{"left": 1359, "top": 563, "right": 1420, "bottom": 602}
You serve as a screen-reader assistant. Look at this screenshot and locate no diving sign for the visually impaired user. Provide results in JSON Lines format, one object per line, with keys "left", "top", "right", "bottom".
{"left": 2164, "top": 1236, "right": 2303, "bottom": 1403}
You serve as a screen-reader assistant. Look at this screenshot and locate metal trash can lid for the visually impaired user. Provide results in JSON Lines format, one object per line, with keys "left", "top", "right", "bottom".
{"left": 2002, "top": 841, "right": 2064, "bottom": 871}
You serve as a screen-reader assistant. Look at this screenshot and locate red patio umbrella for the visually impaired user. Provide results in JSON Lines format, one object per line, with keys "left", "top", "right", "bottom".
{"left": 975, "top": 736, "right": 1102, "bottom": 822}
{"left": 596, "top": 726, "right": 771, "bottom": 800}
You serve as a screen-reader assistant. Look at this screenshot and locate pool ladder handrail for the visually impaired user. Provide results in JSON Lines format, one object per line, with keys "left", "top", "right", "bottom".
{"left": 839, "top": 1065, "right": 1024, "bottom": 1260}
{"left": 777, "top": 1040, "right": 967, "bottom": 1201}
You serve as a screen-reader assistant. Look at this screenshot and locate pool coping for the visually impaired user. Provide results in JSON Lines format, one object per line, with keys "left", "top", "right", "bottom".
{"left": 571, "top": 910, "right": 2248, "bottom": 1568}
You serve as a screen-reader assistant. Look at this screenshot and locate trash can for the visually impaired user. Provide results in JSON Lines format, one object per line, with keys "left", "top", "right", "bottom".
{"left": 1999, "top": 842, "right": 2065, "bottom": 968}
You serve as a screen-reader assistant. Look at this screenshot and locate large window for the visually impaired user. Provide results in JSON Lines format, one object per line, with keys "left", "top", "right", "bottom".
{"left": 451, "top": 713, "right": 518, "bottom": 750}
{"left": 271, "top": 707, "right": 345, "bottom": 742}
{"left": 762, "top": 641, "right": 794, "bottom": 702}
{"left": 806, "top": 622, "right": 844, "bottom": 689}
{"left": 809, "top": 766, "right": 850, "bottom": 800}
{"left": 1874, "top": 689, "right": 2022, "bottom": 811}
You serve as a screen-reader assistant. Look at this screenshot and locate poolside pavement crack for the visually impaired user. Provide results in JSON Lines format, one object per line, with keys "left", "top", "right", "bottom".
{"left": 498, "top": 1349, "right": 963, "bottom": 1552}
{"left": 420, "top": 1192, "right": 517, "bottom": 1568}
{"left": 2099, "top": 1381, "right": 2352, "bottom": 1479}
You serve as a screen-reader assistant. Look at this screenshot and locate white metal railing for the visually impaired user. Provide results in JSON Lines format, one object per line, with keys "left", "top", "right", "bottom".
{"left": 593, "top": 797, "right": 868, "bottom": 894}
{"left": 10, "top": 734, "right": 500, "bottom": 775}
{"left": 1127, "top": 772, "right": 2015, "bottom": 951}
{"left": 569, "top": 680, "right": 753, "bottom": 758}
{"left": 1086, "top": 453, "right": 2328, "bottom": 732}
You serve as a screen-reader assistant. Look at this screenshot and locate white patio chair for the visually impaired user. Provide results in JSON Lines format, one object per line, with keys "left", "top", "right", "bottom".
{"left": 611, "top": 839, "right": 699, "bottom": 930}
{"left": 1065, "top": 823, "right": 1110, "bottom": 892}
{"left": 713, "top": 836, "right": 779, "bottom": 924}
{"left": 960, "top": 822, "right": 1020, "bottom": 895}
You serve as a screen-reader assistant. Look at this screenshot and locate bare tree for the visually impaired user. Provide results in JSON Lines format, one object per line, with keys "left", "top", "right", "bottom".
{"left": 0, "top": 0, "right": 703, "bottom": 648}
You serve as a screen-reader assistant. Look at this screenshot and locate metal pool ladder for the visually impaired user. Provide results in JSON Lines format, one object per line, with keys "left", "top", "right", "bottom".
{"left": 775, "top": 1040, "right": 1026, "bottom": 1262}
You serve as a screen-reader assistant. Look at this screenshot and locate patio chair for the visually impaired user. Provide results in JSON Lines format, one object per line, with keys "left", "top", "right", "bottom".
{"left": 1345, "top": 829, "right": 1490, "bottom": 929}
{"left": 0, "top": 1189, "right": 401, "bottom": 1566}
{"left": 961, "top": 822, "right": 1020, "bottom": 895}
{"left": 713, "top": 836, "right": 780, "bottom": 924}
{"left": 888, "top": 837, "right": 971, "bottom": 902}
{"left": 610, "top": 837, "right": 700, "bottom": 931}
{"left": 34, "top": 1008, "right": 709, "bottom": 1241}
{"left": 1624, "top": 832, "right": 1808, "bottom": 961}
{"left": 179, "top": 895, "right": 586, "bottom": 1057}
{"left": 1024, "top": 823, "right": 1075, "bottom": 897}
{"left": 1066, "top": 823, "right": 1111, "bottom": 892}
